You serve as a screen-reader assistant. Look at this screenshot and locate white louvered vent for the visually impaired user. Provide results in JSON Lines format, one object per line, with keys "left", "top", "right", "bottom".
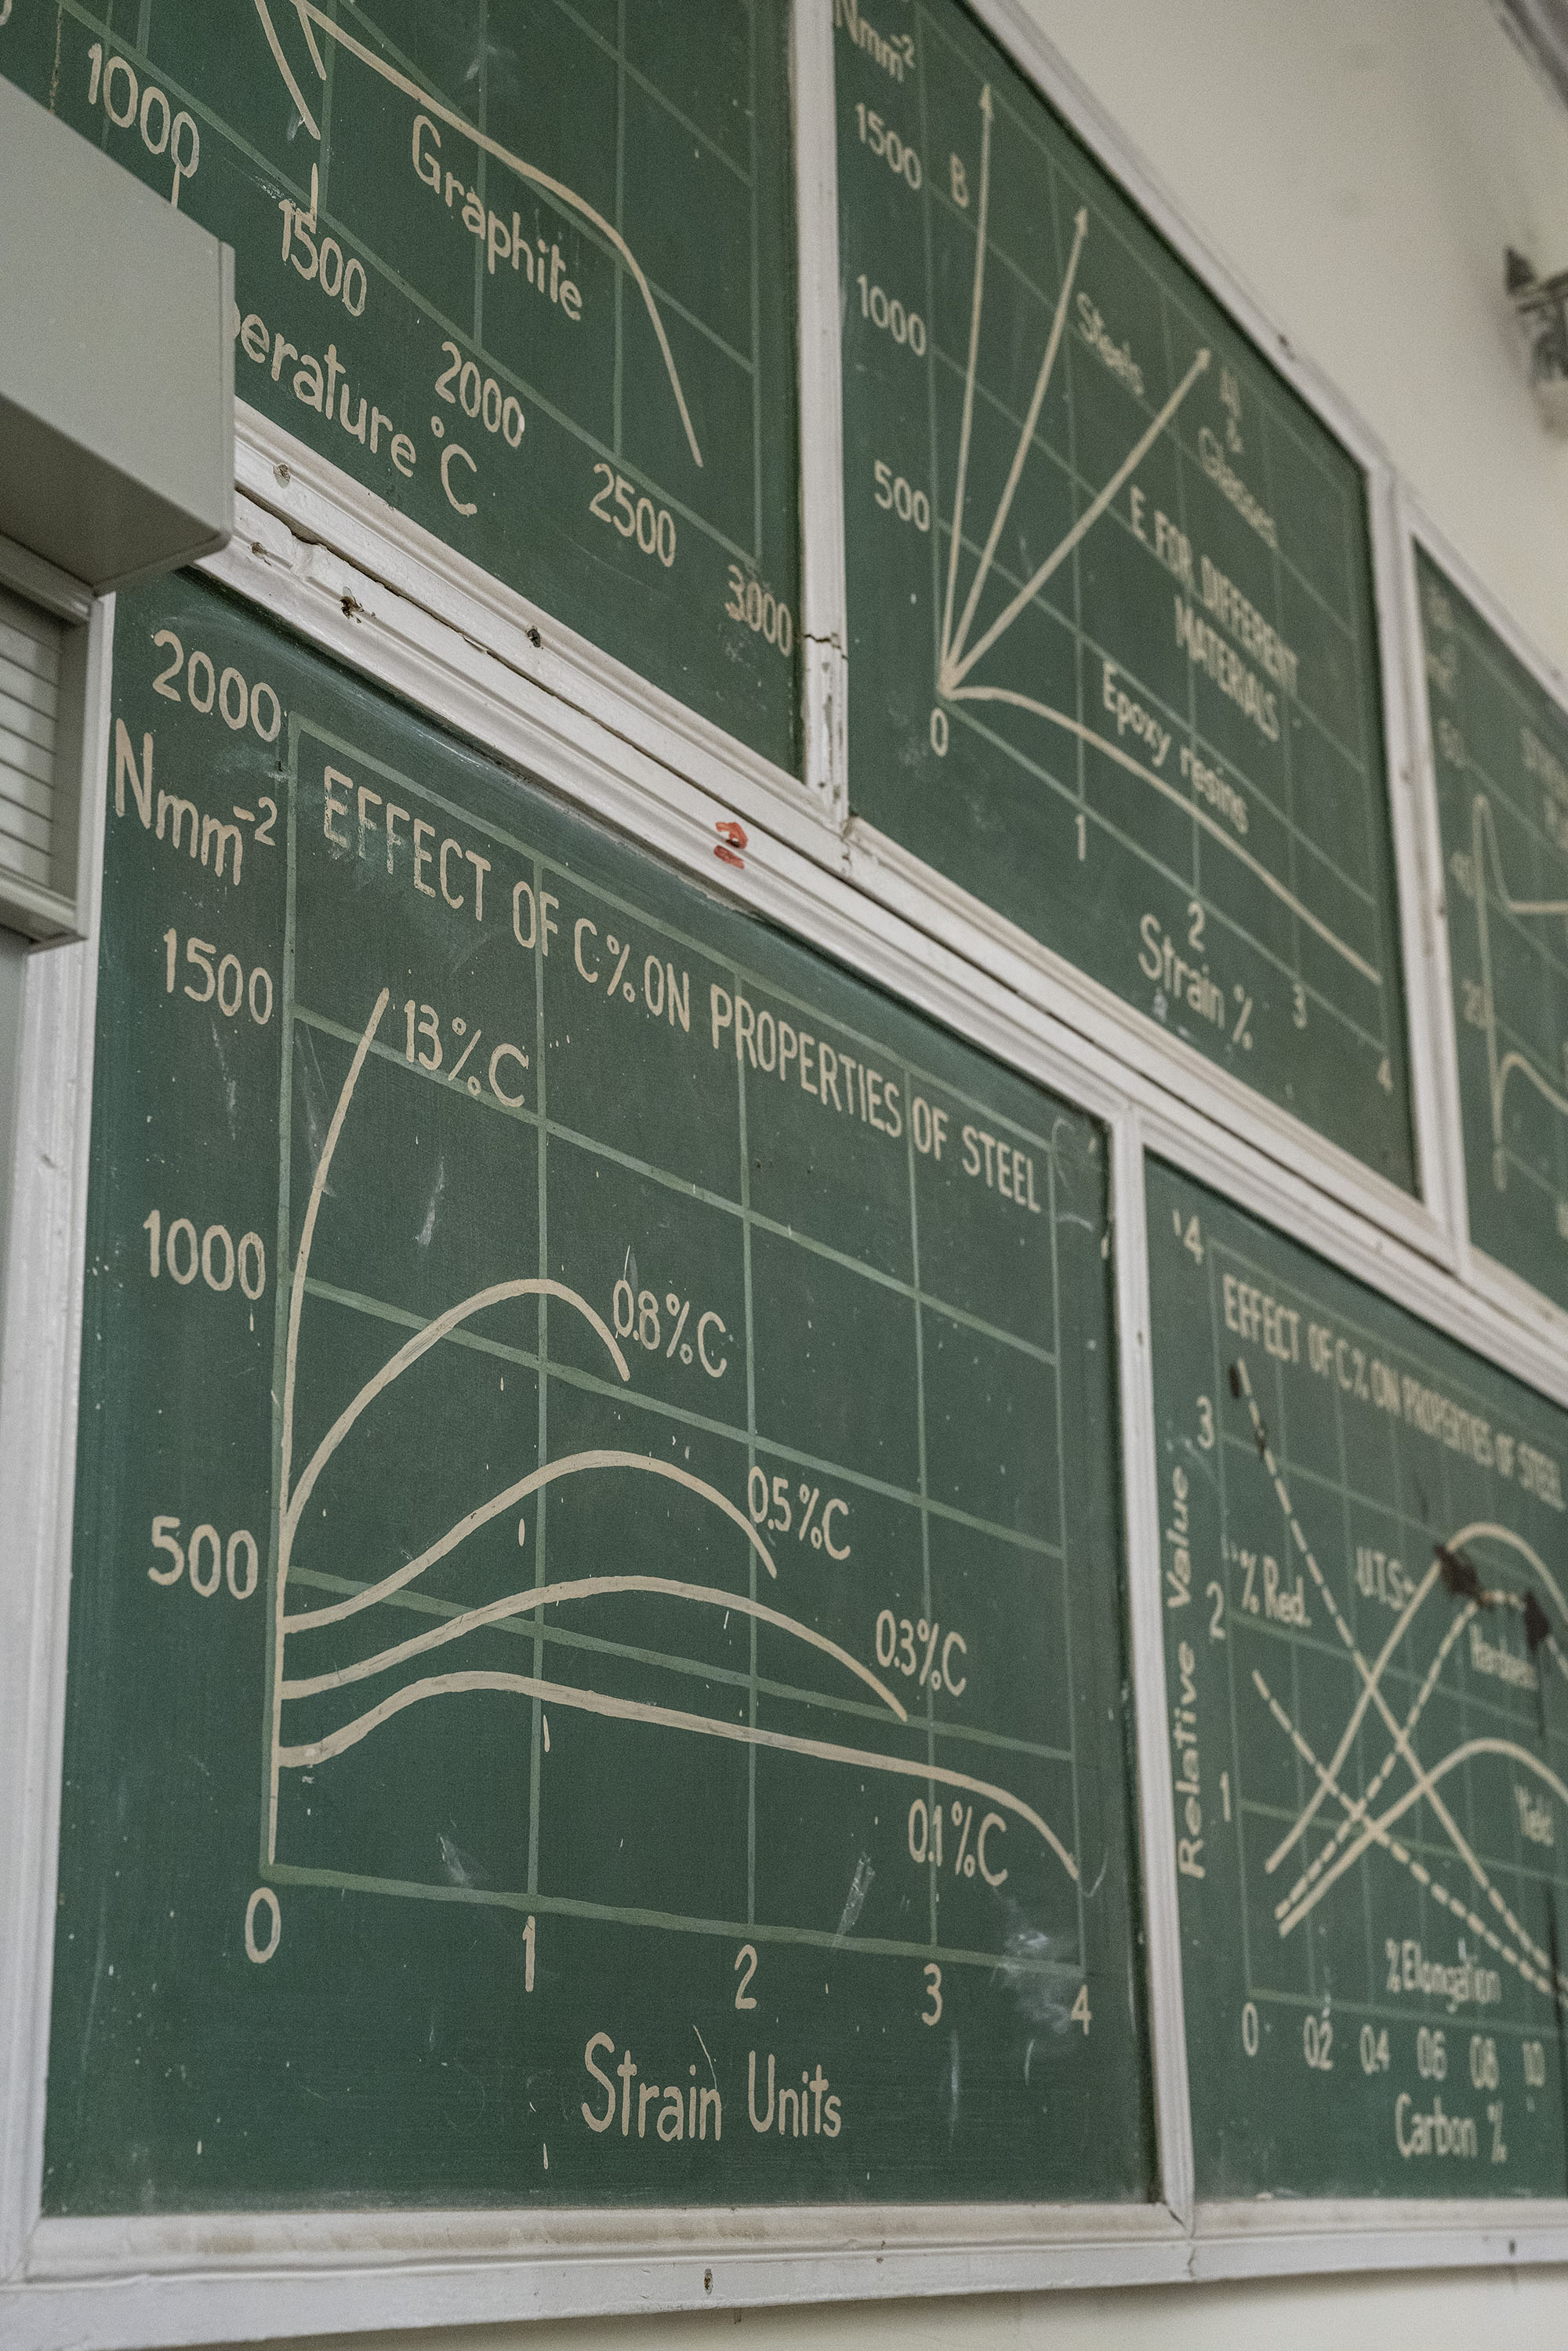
{"left": 0, "top": 585, "right": 62, "bottom": 897}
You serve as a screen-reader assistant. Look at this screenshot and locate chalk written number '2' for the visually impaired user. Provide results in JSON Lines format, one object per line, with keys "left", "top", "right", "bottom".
{"left": 589, "top": 466, "right": 676, "bottom": 567}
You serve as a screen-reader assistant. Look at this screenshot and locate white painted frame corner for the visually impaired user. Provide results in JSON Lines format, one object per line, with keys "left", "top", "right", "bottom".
{"left": 1392, "top": 483, "right": 1568, "bottom": 1361}
{"left": 792, "top": 0, "right": 851, "bottom": 824}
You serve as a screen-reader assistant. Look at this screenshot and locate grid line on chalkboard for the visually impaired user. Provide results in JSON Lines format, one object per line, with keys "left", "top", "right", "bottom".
{"left": 1047, "top": 1140, "right": 1089, "bottom": 1978}
{"left": 902, "top": 1052, "right": 938, "bottom": 1949}
{"left": 267, "top": 743, "right": 1084, "bottom": 1973}
{"left": 263, "top": 1852, "right": 1049, "bottom": 1975}
{"left": 1206, "top": 1230, "right": 1254, "bottom": 1997}
{"left": 528, "top": 848, "right": 550, "bottom": 1902}
{"left": 295, "top": 1265, "right": 1066, "bottom": 1561}
{"left": 737, "top": 961, "right": 760, "bottom": 1931}
{"left": 748, "top": 0, "right": 764, "bottom": 559}
{"left": 1255, "top": 383, "right": 1302, "bottom": 1003}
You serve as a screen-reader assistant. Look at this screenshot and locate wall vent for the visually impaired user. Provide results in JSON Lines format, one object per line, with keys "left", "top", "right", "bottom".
{"left": 0, "top": 586, "right": 62, "bottom": 902}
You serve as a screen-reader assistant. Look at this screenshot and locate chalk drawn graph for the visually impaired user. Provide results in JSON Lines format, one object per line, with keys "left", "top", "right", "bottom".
{"left": 251, "top": 0, "right": 702, "bottom": 466}
{"left": 1229, "top": 1356, "right": 1568, "bottom": 2011}
{"left": 266, "top": 987, "right": 1079, "bottom": 1902}
{"left": 1461, "top": 792, "right": 1568, "bottom": 1192}
{"left": 932, "top": 84, "right": 1377, "bottom": 992}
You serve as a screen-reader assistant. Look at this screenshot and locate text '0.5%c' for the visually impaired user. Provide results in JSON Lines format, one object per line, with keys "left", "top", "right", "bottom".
{"left": 747, "top": 1471, "right": 851, "bottom": 1558}
{"left": 404, "top": 997, "right": 529, "bottom": 1105}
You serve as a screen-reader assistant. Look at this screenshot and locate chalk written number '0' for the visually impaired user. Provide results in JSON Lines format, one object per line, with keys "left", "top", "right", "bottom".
{"left": 153, "top": 631, "right": 282, "bottom": 743}
{"left": 873, "top": 460, "right": 930, "bottom": 532}
{"left": 85, "top": 43, "right": 198, "bottom": 209}
{"left": 142, "top": 1209, "right": 267, "bottom": 1299}
{"left": 724, "top": 566, "right": 794, "bottom": 657}
{"left": 589, "top": 466, "right": 677, "bottom": 567}
{"left": 150, "top": 1516, "right": 259, "bottom": 1600}
{"left": 436, "top": 343, "right": 524, "bottom": 446}
{"left": 165, "top": 931, "right": 273, "bottom": 1026}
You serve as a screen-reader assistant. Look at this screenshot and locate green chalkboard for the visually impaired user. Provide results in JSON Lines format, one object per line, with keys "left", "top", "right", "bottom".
{"left": 1415, "top": 551, "right": 1568, "bottom": 1316}
{"left": 1149, "top": 1159, "right": 1568, "bottom": 2200}
{"left": 834, "top": 1, "right": 1413, "bottom": 1186}
{"left": 0, "top": 0, "right": 800, "bottom": 772}
{"left": 45, "top": 568, "right": 1152, "bottom": 2214}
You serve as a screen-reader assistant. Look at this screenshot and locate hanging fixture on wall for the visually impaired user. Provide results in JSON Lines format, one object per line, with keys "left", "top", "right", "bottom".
{"left": 1506, "top": 247, "right": 1568, "bottom": 430}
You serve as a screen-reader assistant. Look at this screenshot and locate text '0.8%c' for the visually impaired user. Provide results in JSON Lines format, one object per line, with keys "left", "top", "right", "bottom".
{"left": 404, "top": 998, "right": 530, "bottom": 1106}
{"left": 611, "top": 1281, "right": 729, "bottom": 1378}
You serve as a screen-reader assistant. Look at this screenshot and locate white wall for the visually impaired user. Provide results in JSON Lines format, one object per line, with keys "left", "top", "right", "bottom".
{"left": 216, "top": 2262, "right": 1568, "bottom": 2351}
{"left": 1020, "top": 0, "right": 1568, "bottom": 678}
{"left": 210, "top": 5, "right": 1568, "bottom": 2345}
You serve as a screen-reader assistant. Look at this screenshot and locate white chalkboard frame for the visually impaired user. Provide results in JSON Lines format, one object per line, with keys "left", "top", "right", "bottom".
{"left": 1394, "top": 488, "right": 1568, "bottom": 1359}
{"left": 3, "top": 508, "right": 1568, "bottom": 2349}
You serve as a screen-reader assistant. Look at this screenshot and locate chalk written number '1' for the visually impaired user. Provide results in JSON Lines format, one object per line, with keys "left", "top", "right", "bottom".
{"left": 143, "top": 1209, "right": 266, "bottom": 1299}
{"left": 854, "top": 104, "right": 922, "bottom": 190}
{"left": 165, "top": 930, "right": 272, "bottom": 1025}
